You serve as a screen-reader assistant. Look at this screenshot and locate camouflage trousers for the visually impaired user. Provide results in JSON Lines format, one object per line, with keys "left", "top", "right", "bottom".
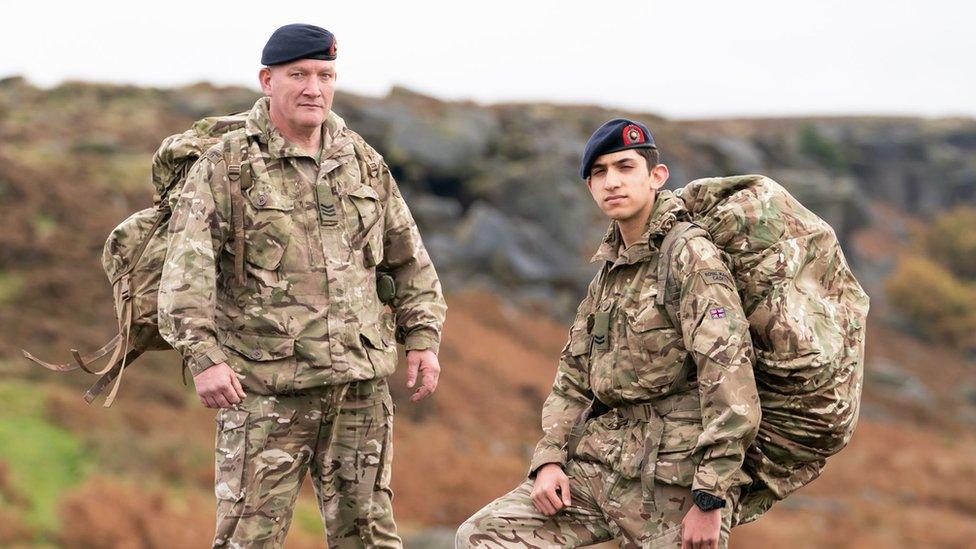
{"left": 212, "top": 378, "right": 400, "bottom": 548}
{"left": 456, "top": 460, "right": 736, "bottom": 548}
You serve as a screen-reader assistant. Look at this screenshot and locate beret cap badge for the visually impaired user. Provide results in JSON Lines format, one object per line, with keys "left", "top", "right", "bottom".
{"left": 622, "top": 124, "right": 645, "bottom": 145}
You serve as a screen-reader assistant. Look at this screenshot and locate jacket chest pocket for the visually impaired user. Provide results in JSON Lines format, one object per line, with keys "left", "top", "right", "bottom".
{"left": 623, "top": 301, "right": 687, "bottom": 392}
{"left": 344, "top": 184, "right": 385, "bottom": 268}
{"left": 243, "top": 187, "right": 294, "bottom": 273}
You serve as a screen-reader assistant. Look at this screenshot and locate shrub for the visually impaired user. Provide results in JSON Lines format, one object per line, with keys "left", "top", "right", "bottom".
{"left": 886, "top": 255, "right": 976, "bottom": 348}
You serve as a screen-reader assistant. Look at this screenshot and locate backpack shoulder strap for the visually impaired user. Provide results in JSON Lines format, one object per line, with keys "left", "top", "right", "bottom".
{"left": 656, "top": 221, "right": 710, "bottom": 329}
{"left": 345, "top": 130, "right": 382, "bottom": 179}
{"left": 223, "top": 132, "right": 252, "bottom": 285}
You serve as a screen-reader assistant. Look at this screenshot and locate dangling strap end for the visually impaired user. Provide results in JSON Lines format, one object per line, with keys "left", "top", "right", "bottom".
{"left": 70, "top": 348, "right": 90, "bottom": 373}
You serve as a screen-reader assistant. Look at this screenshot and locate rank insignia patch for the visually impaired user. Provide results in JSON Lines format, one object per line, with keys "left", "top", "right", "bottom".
{"left": 709, "top": 307, "right": 727, "bottom": 319}
{"left": 622, "top": 124, "right": 645, "bottom": 145}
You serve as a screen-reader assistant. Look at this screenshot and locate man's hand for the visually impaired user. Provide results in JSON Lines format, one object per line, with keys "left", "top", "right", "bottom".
{"left": 193, "top": 362, "right": 246, "bottom": 408}
{"left": 681, "top": 505, "right": 722, "bottom": 549}
{"left": 406, "top": 349, "right": 440, "bottom": 402}
{"left": 531, "top": 463, "right": 571, "bottom": 516}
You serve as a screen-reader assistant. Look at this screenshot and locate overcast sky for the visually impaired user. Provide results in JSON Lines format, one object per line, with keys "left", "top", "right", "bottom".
{"left": 3, "top": 0, "right": 972, "bottom": 119}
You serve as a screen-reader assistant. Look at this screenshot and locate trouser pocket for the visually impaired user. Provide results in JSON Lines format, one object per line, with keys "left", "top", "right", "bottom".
{"left": 214, "top": 408, "right": 249, "bottom": 502}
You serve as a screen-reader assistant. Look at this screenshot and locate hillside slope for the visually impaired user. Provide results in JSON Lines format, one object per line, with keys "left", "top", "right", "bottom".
{"left": 1, "top": 77, "right": 974, "bottom": 547}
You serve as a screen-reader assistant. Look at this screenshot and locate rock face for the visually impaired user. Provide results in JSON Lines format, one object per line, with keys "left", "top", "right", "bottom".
{"left": 328, "top": 90, "right": 976, "bottom": 315}
{"left": 1, "top": 78, "right": 974, "bottom": 317}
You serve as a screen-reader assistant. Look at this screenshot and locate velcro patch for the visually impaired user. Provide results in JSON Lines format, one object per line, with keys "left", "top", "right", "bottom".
{"left": 700, "top": 269, "right": 735, "bottom": 289}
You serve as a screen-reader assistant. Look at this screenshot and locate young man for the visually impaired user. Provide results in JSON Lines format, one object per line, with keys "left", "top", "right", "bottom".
{"left": 457, "top": 119, "right": 760, "bottom": 549}
{"left": 158, "top": 24, "right": 446, "bottom": 548}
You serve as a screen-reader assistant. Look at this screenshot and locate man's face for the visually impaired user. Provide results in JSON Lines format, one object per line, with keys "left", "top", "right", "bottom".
{"left": 586, "top": 149, "right": 669, "bottom": 222}
{"left": 259, "top": 59, "right": 337, "bottom": 130}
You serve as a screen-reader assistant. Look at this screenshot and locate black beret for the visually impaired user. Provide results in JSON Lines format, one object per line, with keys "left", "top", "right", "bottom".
{"left": 579, "top": 118, "right": 657, "bottom": 179}
{"left": 262, "top": 24, "right": 337, "bottom": 66}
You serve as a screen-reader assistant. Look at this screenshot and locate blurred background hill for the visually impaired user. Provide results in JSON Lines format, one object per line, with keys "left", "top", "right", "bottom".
{"left": 1, "top": 77, "right": 975, "bottom": 548}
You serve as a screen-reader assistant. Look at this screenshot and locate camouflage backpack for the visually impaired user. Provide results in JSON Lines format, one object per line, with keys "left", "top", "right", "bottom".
{"left": 657, "top": 175, "right": 869, "bottom": 525}
{"left": 22, "top": 111, "right": 383, "bottom": 407}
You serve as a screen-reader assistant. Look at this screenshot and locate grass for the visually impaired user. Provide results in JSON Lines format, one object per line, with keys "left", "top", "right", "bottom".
{"left": 0, "top": 272, "right": 26, "bottom": 306}
{"left": 293, "top": 498, "right": 325, "bottom": 536}
{"left": 0, "top": 380, "right": 88, "bottom": 537}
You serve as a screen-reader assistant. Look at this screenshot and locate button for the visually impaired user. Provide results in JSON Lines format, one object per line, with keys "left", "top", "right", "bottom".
{"left": 256, "top": 194, "right": 268, "bottom": 207}
{"left": 250, "top": 349, "right": 263, "bottom": 360}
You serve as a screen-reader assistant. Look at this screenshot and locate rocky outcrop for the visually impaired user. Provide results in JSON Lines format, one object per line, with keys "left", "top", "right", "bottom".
{"left": 328, "top": 91, "right": 976, "bottom": 314}
{"left": 2, "top": 78, "right": 973, "bottom": 317}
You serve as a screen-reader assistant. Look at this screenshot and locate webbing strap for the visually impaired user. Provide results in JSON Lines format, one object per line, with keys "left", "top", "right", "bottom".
{"left": 83, "top": 348, "right": 144, "bottom": 405}
{"left": 21, "top": 272, "right": 135, "bottom": 377}
{"left": 602, "top": 401, "right": 667, "bottom": 512}
{"left": 656, "top": 221, "right": 709, "bottom": 327}
{"left": 564, "top": 409, "right": 589, "bottom": 462}
{"left": 348, "top": 135, "right": 378, "bottom": 178}
{"left": 226, "top": 136, "right": 250, "bottom": 285}
{"left": 21, "top": 333, "right": 122, "bottom": 373}
{"left": 565, "top": 399, "right": 608, "bottom": 461}
{"left": 639, "top": 415, "right": 665, "bottom": 513}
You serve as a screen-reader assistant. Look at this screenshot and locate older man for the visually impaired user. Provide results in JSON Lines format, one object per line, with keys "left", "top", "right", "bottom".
{"left": 158, "top": 23, "right": 446, "bottom": 548}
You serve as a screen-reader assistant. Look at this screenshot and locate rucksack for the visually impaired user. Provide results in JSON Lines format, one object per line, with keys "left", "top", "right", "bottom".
{"left": 21, "top": 113, "right": 250, "bottom": 406}
{"left": 657, "top": 175, "right": 869, "bottom": 525}
{"left": 22, "top": 111, "right": 383, "bottom": 407}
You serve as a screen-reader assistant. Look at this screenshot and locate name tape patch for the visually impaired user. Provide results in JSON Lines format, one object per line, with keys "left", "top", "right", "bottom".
{"left": 701, "top": 269, "right": 735, "bottom": 288}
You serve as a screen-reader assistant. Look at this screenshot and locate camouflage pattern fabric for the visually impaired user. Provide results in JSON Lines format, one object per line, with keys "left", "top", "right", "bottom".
{"left": 456, "top": 460, "right": 737, "bottom": 548}
{"left": 460, "top": 191, "right": 759, "bottom": 546}
{"left": 158, "top": 96, "right": 446, "bottom": 392}
{"left": 213, "top": 378, "right": 399, "bottom": 548}
{"left": 159, "top": 97, "right": 445, "bottom": 546}
{"left": 528, "top": 190, "right": 760, "bottom": 498}
{"left": 675, "top": 175, "right": 869, "bottom": 524}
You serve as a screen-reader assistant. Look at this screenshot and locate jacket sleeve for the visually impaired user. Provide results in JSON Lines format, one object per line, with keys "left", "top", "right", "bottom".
{"left": 158, "top": 152, "right": 232, "bottom": 376}
{"left": 528, "top": 280, "right": 597, "bottom": 476}
{"left": 674, "top": 235, "right": 761, "bottom": 501}
{"left": 377, "top": 163, "right": 447, "bottom": 354}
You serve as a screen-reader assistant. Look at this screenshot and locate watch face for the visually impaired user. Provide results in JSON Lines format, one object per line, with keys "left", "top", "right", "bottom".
{"left": 693, "top": 490, "right": 725, "bottom": 511}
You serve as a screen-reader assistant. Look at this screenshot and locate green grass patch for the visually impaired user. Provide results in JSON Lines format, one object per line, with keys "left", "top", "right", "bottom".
{"left": 0, "top": 380, "right": 88, "bottom": 537}
{"left": 0, "top": 272, "right": 26, "bottom": 305}
{"left": 293, "top": 498, "right": 324, "bottom": 535}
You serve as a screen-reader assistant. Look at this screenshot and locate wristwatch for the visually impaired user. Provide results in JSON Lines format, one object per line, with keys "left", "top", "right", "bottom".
{"left": 692, "top": 490, "right": 726, "bottom": 512}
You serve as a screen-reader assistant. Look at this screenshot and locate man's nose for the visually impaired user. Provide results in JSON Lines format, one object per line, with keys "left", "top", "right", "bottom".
{"left": 603, "top": 170, "right": 622, "bottom": 190}
{"left": 302, "top": 82, "right": 323, "bottom": 97}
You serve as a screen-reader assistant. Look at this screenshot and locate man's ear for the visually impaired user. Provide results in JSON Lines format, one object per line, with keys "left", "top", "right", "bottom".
{"left": 649, "top": 163, "right": 669, "bottom": 191}
{"left": 258, "top": 67, "right": 273, "bottom": 96}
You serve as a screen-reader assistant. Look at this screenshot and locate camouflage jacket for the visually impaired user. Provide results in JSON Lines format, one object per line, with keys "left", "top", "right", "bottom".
{"left": 530, "top": 191, "right": 760, "bottom": 500}
{"left": 158, "top": 97, "right": 446, "bottom": 394}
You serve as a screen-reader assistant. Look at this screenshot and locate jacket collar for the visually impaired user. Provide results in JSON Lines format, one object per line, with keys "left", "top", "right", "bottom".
{"left": 590, "top": 189, "right": 686, "bottom": 267}
{"left": 244, "top": 96, "right": 347, "bottom": 160}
